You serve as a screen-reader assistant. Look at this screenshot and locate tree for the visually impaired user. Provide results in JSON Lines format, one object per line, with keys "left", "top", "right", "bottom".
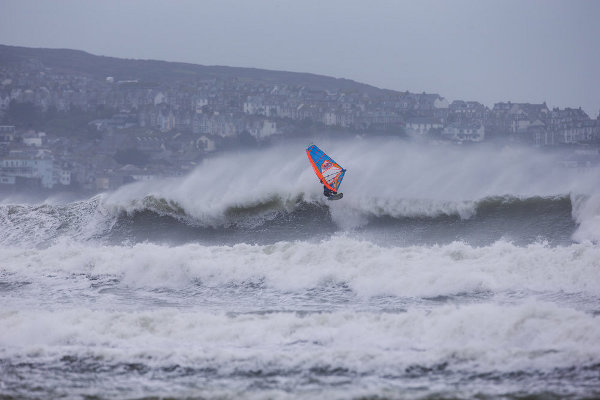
{"left": 238, "top": 130, "right": 258, "bottom": 148}
{"left": 5, "top": 100, "right": 41, "bottom": 127}
{"left": 114, "top": 148, "right": 150, "bottom": 166}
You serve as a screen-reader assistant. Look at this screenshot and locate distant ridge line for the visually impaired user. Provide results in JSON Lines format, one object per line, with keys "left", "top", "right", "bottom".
{"left": 0, "top": 44, "right": 398, "bottom": 96}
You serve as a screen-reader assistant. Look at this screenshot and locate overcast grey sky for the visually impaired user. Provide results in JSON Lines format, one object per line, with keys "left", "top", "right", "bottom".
{"left": 1, "top": 0, "right": 598, "bottom": 115}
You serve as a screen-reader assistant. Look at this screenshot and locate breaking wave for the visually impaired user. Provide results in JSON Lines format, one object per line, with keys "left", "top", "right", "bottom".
{"left": 2, "top": 141, "right": 600, "bottom": 245}
{"left": 0, "top": 193, "right": 574, "bottom": 244}
{"left": 1, "top": 192, "right": 598, "bottom": 246}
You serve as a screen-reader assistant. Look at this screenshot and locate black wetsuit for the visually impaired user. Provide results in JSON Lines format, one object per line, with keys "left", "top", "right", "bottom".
{"left": 323, "top": 185, "right": 335, "bottom": 197}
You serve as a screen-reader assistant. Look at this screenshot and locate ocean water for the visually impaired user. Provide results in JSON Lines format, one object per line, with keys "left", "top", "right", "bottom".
{"left": 1, "top": 141, "right": 600, "bottom": 399}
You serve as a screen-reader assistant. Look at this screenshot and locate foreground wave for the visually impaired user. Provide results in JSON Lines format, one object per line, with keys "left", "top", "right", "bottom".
{"left": 2, "top": 302, "right": 599, "bottom": 399}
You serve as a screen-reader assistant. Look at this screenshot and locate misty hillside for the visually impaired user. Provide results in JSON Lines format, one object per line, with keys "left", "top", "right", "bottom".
{"left": 0, "top": 44, "right": 393, "bottom": 95}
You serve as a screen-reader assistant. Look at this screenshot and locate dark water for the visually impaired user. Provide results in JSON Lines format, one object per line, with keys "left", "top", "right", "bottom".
{"left": 103, "top": 195, "right": 576, "bottom": 246}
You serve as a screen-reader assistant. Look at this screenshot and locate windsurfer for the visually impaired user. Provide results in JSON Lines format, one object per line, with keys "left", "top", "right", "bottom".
{"left": 307, "top": 145, "right": 345, "bottom": 201}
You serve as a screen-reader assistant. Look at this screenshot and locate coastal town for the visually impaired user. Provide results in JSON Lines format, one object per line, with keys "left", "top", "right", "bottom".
{"left": 1, "top": 46, "right": 599, "bottom": 194}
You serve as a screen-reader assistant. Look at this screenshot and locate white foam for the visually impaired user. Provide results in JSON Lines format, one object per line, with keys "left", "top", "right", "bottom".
{"left": 0, "top": 195, "right": 115, "bottom": 246}
{"left": 572, "top": 193, "right": 600, "bottom": 243}
{"left": 2, "top": 237, "right": 600, "bottom": 297}
{"left": 1, "top": 301, "right": 598, "bottom": 374}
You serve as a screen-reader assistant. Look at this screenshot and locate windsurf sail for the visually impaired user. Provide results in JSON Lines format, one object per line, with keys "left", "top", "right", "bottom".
{"left": 306, "top": 144, "right": 346, "bottom": 192}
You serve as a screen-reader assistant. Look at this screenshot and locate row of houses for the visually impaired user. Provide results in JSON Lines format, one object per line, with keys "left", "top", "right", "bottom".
{"left": 0, "top": 122, "right": 223, "bottom": 192}
{"left": 0, "top": 151, "right": 71, "bottom": 189}
{"left": 403, "top": 101, "right": 600, "bottom": 144}
{"left": 2, "top": 58, "right": 599, "bottom": 147}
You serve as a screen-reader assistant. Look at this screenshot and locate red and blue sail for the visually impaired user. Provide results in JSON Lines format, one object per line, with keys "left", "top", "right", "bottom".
{"left": 306, "top": 144, "right": 346, "bottom": 192}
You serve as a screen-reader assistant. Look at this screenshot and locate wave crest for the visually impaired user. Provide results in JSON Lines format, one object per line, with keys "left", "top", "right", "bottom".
{"left": 0, "top": 192, "right": 590, "bottom": 245}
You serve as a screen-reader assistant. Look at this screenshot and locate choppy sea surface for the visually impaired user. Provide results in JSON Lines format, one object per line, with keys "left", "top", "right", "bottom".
{"left": 1, "top": 141, "right": 600, "bottom": 399}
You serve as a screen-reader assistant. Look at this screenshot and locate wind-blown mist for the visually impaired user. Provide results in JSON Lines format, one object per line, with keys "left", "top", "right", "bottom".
{"left": 100, "top": 139, "right": 600, "bottom": 241}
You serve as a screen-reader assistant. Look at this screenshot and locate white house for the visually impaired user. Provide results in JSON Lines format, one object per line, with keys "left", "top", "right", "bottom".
{"left": 0, "top": 155, "right": 54, "bottom": 188}
{"left": 154, "top": 92, "right": 167, "bottom": 106}
{"left": 405, "top": 118, "right": 443, "bottom": 136}
{"left": 195, "top": 98, "right": 209, "bottom": 113}
{"left": 21, "top": 131, "right": 44, "bottom": 147}
{"left": 442, "top": 122, "right": 485, "bottom": 142}
{"left": 253, "top": 120, "right": 277, "bottom": 139}
{"left": 323, "top": 112, "right": 337, "bottom": 126}
{"left": 197, "top": 136, "right": 216, "bottom": 152}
